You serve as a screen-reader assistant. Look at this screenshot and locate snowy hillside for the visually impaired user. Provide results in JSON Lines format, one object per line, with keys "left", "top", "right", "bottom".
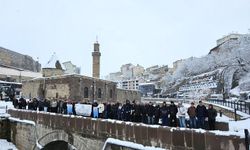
{"left": 161, "top": 33, "right": 250, "bottom": 98}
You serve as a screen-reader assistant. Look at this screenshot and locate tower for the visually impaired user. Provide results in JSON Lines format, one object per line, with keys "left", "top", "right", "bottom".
{"left": 92, "top": 41, "right": 101, "bottom": 78}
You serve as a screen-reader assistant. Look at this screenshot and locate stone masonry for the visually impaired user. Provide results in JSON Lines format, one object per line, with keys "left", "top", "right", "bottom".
{"left": 7, "top": 109, "right": 246, "bottom": 150}
{"left": 92, "top": 42, "right": 101, "bottom": 78}
{"left": 0, "top": 47, "right": 41, "bottom": 72}
{"left": 22, "top": 74, "right": 141, "bottom": 103}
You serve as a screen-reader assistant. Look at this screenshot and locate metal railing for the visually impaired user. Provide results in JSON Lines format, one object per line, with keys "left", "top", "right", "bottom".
{"left": 207, "top": 99, "right": 250, "bottom": 114}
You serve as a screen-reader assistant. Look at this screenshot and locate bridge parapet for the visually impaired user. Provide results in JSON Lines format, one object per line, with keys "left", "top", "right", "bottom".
{"left": 7, "top": 109, "right": 246, "bottom": 150}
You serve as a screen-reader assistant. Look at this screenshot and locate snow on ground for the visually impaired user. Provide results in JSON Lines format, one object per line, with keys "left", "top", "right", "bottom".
{"left": 0, "top": 139, "right": 18, "bottom": 150}
{"left": 204, "top": 101, "right": 250, "bottom": 138}
{"left": 8, "top": 117, "right": 36, "bottom": 126}
{"left": 0, "top": 101, "right": 14, "bottom": 110}
{"left": 209, "top": 118, "right": 250, "bottom": 138}
{"left": 0, "top": 101, "right": 14, "bottom": 117}
{"left": 102, "top": 138, "right": 166, "bottom": 150}
{"left": 230, "top": 86, "right": 240, "bottom": 96}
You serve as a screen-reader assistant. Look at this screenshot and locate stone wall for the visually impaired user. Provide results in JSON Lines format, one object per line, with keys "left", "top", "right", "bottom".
{"left": 8, "top": 109, "right": 246, "bottom": 150}
{"left": 9, "top": 119, "right": 36, "bottom": 150}
{"left": 0, "top": 47, "right": 41, "bottom": 72}
{"left": 117, "top": 88, "right": 141, "bottom": 103}
{"left": 42, "top": 68, "right": 64, "bottom": 77}
{"left": 0, "top": 119, "right": 10, "bottom": 140}
{"left": 22, "top": 79, "right": 42, "bottom": 99}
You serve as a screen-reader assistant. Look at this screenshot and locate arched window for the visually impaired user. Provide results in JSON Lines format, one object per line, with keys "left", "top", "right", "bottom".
{"left": 110, "top": 89, "right": 113, "bottom": 98}
{"left": 84, "top": 87, "right": 88, "bottom": 98}
{"left": 98, "top": 88, "right": 102, "bottom": 98}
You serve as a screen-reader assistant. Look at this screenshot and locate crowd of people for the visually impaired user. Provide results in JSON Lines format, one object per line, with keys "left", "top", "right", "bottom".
{"left": 12, "top": 97, "right": 218, "bottom": 130}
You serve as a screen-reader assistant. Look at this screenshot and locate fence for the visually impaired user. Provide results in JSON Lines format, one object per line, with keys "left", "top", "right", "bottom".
{"left": 207, "top": 99, "right": 250, "bottom": 115}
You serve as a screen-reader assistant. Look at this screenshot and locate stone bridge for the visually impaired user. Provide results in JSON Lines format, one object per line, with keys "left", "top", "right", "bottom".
{"left": 2, "top": 109, "right": 247, "bottom": 150}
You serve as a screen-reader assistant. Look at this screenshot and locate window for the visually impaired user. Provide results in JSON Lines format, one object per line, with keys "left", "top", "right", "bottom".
{"left": 110, "top": 89, "right": 113, "bottom": 98}
{"left": 98, "top": 88, "right": 102, "bottom": 98}
{"left": 84, "top": 87, "right": 89, "bottom": 98}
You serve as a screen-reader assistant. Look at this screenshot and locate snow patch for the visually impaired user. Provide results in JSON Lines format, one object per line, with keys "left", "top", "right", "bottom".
{"left": 9, "top": 117, "right": 36, "bottom": 126}
{"left": 230, "top": 86, "right": 240, "bottom": 96}
{"left": 102, "top": 138, "right": 166, "bottom": 150}
{"left": 0, "top": 139, "right": 18, "bottom": 150}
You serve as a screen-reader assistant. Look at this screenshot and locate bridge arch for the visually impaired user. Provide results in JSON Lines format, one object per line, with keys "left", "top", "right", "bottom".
{"left": 42, "top": 140, "right": 69, "bottom": 150}
{"left": 35, "top": 130, "right": 77, "bottom": 150}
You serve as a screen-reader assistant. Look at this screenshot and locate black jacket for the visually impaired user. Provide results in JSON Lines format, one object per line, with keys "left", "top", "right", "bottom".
{"left": 196, "top": 105, "right": 207, "bottom": 118}
{"left": 160, "top": 105, "right": 169, "bottom": 117}
{"left": 169, "top": 104, "right": 178, "bottom": 116}
{"left": 207, "top": 108, "right": 217, "bottom": 120}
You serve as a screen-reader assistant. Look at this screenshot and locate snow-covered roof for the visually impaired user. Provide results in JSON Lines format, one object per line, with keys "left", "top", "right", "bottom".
{"left": 43, "top": 52, "right": 58, "bottom": 68}
{"left": 139, "top": 82, "right": 155, "bottom": 86}
{"left": 0, "top": 65, "right": 42, "bottom": 78}
{"left": 0, "top": 80, "right": 22, "bottom": 85}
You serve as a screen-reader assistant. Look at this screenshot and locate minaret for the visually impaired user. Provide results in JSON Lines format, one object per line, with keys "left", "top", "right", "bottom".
{"left": 92, "top": 41, "right": 101, "bottom": 78}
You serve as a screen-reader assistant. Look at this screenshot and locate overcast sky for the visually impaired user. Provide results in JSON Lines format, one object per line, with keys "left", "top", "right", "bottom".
{"left": 0, "top": 0, "right": 250, "bottom": 78}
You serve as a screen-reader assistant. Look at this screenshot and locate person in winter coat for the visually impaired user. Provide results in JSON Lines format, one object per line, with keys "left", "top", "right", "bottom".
{"left": 177, "top": 102, "right": 187, "bottom": 128}
{"left": 51, "top": 99, "right": 59, "bottom": 113}
{"left": 12, "top": 97, "right": 19, "bottom": 109}
{"left": 187, "top": 102, "right": 196, "bottom": 128}
{"left": 105, "top": 102, "right": 112, "bottom": 119}
{"left": 123, "top": 100, "right": 132, "bottom": 121}
{"left": 38, "top": 99, "right": 44, "bottom": 111}
{"left": 131, "top": 101, "right": 142, "bottom": 123}
{"left": 33, "top": 98, "right": 39, "bottom": 111}
{"left": 43, "top": 99, "right": 49, "bottom": 112}
{"left": 62, "top": 100, "right": 67, "bottom": 114}
{"left": 111, "top": 103, "right": 118, "bottom": 119}
{"left": 58, "top": 100, "right": 64, "bottom": 113}
{"left": 169, "top": 101, "right": 178, "bottom": 127}
{"left": 92, "top": 100, "right": 99, "bottom": 118}
{"left": 98, "top": 103, "right": 105, "bottom": 118}
{"left": 117, "top": 103, "right": 124, "bottom": 120}
{"left": 19, "top": 97, "right": 27, "bottom": 109}
{"left": 147, "top": 102, "right": 155, "bottom": 124}
{"left": 27, "top": 99, "right": 34, "bottom": 110}
{"left": 196, "top": 101, "right": 207, "bottom": 129}
{"left": 141, "top": 103, "right": 148, "bottom": 124}
{"left": 160, "top": 102, "right": 169, "bottom": 126}
{"left": 207, "top": 104, "right": 217, "bottom": 130}
{"left": 154, "top": 104, "right": 161, "bottom": 125}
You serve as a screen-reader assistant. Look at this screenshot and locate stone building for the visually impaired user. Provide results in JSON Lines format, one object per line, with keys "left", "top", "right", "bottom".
{"left": 0, "top": 47, "right": 41, "bottom": 72}
{"left": 0, "top": 47, "right": 42, "bottom": 82}
{"left": 22, "top": 74, "right": 141, "bottom": 103}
